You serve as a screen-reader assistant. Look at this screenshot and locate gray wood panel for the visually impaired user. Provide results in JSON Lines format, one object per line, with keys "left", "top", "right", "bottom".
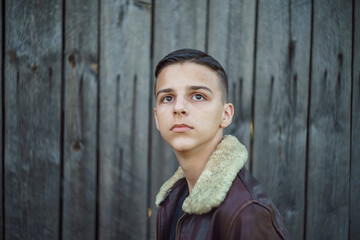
{"left": 0, "top": 1, "right": 358, "bottom": 239}
{"left": 98, "top": 1, "right": 151, "bottom": 239}
{"left": 153, "top": 0, "right": 207, "bottom": 62}
{"left": 0, "top": 0, "right": 3, "bottom": 238}
{"left": 62, "top": 0, "right": 99, "bottom": 239}
{"left": 350, "top": 0, "right": 360, "bottom": 239}
{"left": 252, "top": 0, "right": 311, "bottom": 238}
{"left": 207, "top": 0, "right": 256, "bottom": 169}
{"left": 150, "top": 1, "right": 207, "bottom": 239}
{"left": 4, "top": 0, "right": 62, "bottom": 239}
{"left": 306, "top": 0, "right": 352, "bottom": 239}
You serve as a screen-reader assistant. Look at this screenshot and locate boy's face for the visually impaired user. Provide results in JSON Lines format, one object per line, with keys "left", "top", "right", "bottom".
{"left": 154, "top": 62, "right": 233, "bottom": 153}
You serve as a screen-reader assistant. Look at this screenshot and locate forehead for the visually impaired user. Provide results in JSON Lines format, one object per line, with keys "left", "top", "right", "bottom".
{"left": 156, "top": 62, "right": 221, "bottom": 91}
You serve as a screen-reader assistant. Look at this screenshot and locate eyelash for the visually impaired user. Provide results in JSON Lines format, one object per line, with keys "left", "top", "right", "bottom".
{"left": 161, "top": 95, "right": 174, "bottom": 103}
{"left": 160, "top": 93, "right": 207, "bottom": 103}
{"left": 192, "top": 93, "right": 206, "bottom": 101}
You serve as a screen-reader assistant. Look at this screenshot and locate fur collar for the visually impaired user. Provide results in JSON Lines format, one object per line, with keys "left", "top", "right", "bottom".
{"left": 155, "top": 135, "right": 248, "bottom": 215}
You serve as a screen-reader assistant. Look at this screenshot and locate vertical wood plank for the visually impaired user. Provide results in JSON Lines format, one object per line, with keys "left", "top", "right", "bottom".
{"left": 98, "top": 0, "right": 151, "bottom": 239}
{"left": 207, "top": 0, "right": 256, "bottom": 168}
{"left": 306, "top": 0, "right": 352, "bottom": 239}
{"left": 4, "top": 0, "right": 62, "bottom": 239}
{"left": 62, "top": 0, "right": 98, "bottom": 239}
{"left": 252, "top": 0, "right": 311, "bottom": 238}
{"left": 153, "top": 0, "right": 207, "bottom": 61}
{"left": 0, "top": 0, "right": 3, "bottom": 238}
{"left": 150, "top": 1, "right": 207, "bottom": 239}
{"left": 350, "top": 0, "right": 360, "bottom": 239}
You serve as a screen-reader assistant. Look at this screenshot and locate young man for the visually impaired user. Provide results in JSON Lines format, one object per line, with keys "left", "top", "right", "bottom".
{"left": 154, "top": 49, "right": 289, "bottom": 239}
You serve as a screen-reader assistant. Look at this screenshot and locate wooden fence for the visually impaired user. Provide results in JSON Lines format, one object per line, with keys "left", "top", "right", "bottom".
{"left": 1, "top": 0, "right": 359, "bottom": 239}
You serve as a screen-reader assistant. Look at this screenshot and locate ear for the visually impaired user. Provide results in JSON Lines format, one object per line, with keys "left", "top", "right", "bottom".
{"left": 220, "top": 103, "right": 234, "bottom": 128}
{"left": 154, "top": 108, "right": 160, "bottom": 131}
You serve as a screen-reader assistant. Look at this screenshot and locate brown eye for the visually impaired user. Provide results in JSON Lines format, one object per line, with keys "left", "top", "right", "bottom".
{"left": 162, "top": 96, "right": 173, "bottom": 103}
{"left": 192, "top": 94, "right": 205, "bottom": 101}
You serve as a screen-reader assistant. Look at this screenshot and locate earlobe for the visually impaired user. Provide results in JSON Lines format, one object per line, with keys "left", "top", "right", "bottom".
{"left": 220, "top": 103, "right": 234, "bottom": 128}
{"left": 154, "top": 108, "right": 160, "bottom": 131}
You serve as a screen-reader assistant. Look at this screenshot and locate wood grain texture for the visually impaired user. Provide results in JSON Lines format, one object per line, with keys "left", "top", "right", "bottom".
{"left": 207, "top": 0, "right": 256, "bottom": 169}
{"left": 1, "top": 1, "right": 358, "bottom": 239}
{"left": 62, "top": 0, "right": 99, "bottom": 239}
{"left": 153, "top": 0, "right": 207, "bottom": 61}
{"left": 350, "top": 0, "right": 360, "bottom": 239}
{"left": 252, "top": 0, "right": 311, "bottom": 238}
{"left": 0, "top": 0, "right": 3, "bottom": 238}
{"left": 150, "top": 1, "right": 207, "bottom": 239}
{"left": 4, "top": 0, "right": 62, "bottom": 239}
{"left": 306, "top": 0, "right": 352, "bottom": 239}
{"left": 98, "top": 0, "right": 151, "bottom": 239}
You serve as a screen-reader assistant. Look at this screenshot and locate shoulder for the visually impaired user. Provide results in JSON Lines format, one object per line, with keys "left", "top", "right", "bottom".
{"left": 227, "top": 202, "right": 288, "bottom": 239}
{"left": 215, "top": 168, "right": 290, "bottom": 239}
{"left": 219, "top": 167, "right": 270, "bottom": 211}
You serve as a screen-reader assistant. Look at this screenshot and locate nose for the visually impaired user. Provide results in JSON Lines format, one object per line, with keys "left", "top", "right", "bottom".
{"left": 173, "top": 97, "right": 188, "bottom": 116}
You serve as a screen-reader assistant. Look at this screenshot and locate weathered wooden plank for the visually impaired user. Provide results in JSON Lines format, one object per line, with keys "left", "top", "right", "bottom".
{"left": 4, "top": 0, "right": 62, "bottom": 239}
{"left": 150, "top": 1, "right": 207, "bottom": 239}
{"left": 98, "top": 1, "right": 151, "bottom": 239}
{"left": 350, "top": 1, "right": 360, "bottom": 239}
{"left": 306, "top": 0, "right": 352, "bottom": 239}
{"left": 153, "top": 0, "right": 207, "bottom": 60}
{"left": 207, "top": 0, "right": 256, "bottom": 169}
{"left": 0, "top": 0, "right": 3, "bottom": 239}
{"left": 252, "top": 0, "right": 311, "bottom": 238}
{"left": 62, "top": 0, "right": 98, "bottom": 239}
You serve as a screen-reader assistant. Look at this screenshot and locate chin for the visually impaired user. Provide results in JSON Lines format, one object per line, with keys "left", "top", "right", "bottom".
{"left": 166, "top": 136, "right": 197, "bottom": 152}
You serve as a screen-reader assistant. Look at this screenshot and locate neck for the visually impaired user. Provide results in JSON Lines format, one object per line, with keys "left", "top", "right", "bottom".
{"left": 174, "top": 132, "right": 223, "bottom": 193}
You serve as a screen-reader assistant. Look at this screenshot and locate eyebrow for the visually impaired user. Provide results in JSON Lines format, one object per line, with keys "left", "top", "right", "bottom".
{"left": 156, "top": 88, "right": 173, "bottom": 98}
{"left": 156, "top": 85, "right": 213, "bottom": 98}
{"left": 189, "top": 85, "right": 213, "bottom": 94}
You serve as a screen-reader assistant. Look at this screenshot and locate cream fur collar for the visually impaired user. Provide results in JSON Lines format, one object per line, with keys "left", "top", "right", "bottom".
{"left": 155, "top": 135, "right": 248, "bottom": 215}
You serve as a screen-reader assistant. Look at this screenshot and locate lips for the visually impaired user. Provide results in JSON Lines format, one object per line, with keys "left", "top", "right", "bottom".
{"left": 171, "top": 123, "right": 193, "bottom": 133}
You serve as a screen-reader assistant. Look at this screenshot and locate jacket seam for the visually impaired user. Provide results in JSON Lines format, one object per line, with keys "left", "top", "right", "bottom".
{"left": 237, "top": 172, "right": 287, "bottom": 239}
{"left": 226, "top": 200, "right": 255, "bottom": 239}
{"left": 253, "top": 201, "right": 287, "bottom": 240}
{"left": 227, "top": 200, "right": 287, "bottom": 240}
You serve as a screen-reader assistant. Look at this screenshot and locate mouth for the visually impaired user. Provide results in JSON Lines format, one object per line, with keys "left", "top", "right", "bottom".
{"left": 171, "top": 123, "right": 193, "bottom": 133}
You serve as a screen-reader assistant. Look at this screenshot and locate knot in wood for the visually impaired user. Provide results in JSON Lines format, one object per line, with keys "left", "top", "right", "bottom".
{"left": 32, "top": 64, "right": 39, "bottom": 73}
{"left": 72, "top": 140, "right": 83, "bottom": 152}
{"left": 8, "top": 50, "right": 17, "bottom": 64}
{"left": 68, "top": 52, "right": 77, "bottom": 68}
{"left": 289, "top": 40, "right": 296, "bottom": 51}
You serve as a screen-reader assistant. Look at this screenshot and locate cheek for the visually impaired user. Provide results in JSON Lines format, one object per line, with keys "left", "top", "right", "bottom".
{"left": 155, "top": 109, "right": 169, "bottom": 128}
{"left": 199, "top": 106, "right": 224, "bottom": 126}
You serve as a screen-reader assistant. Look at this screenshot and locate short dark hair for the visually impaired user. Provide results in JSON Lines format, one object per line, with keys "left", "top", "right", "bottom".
{"left": 155, "top": 48, "right": 228, "bottom": 102}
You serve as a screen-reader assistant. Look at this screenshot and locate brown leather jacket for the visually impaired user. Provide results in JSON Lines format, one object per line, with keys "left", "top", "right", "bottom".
{"left": 155, "top": 136, "right": 290, "bottom": 240}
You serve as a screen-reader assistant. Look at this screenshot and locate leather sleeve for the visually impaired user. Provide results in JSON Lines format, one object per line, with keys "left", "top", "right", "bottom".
{"left": 227, "top": 202, "right": 287, "bottom": 240}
